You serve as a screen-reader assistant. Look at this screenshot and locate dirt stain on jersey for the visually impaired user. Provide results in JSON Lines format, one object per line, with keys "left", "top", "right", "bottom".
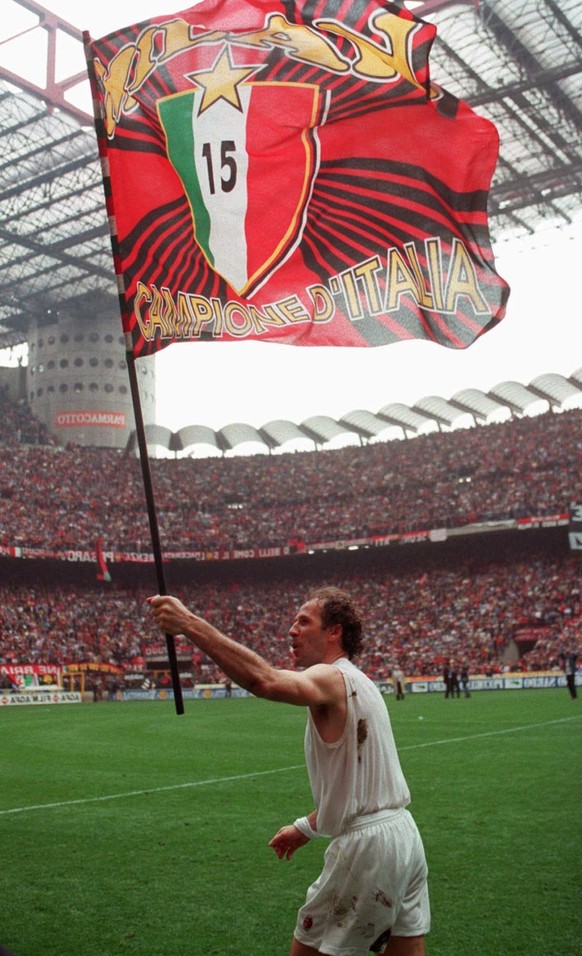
{"left": 357, "top": 717, "right": 368, "bottom": 747}
{"left": 374, "top": 889, "right": 393, "bottom": 908}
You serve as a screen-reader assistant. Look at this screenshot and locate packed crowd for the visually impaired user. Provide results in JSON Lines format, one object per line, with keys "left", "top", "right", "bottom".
{"left": 1, "top": 396, "right": 580, "bottom": 683}
{"left": 1, "top": 553, "right": 580, "bottom": 681}
{"left": 0, "top": 397, "right": 581, "bottom": 554}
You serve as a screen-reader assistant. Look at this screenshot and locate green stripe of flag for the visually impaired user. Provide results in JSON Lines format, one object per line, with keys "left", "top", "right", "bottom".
{"left": 158, "top": 93, "right": 213, "bottom": 266}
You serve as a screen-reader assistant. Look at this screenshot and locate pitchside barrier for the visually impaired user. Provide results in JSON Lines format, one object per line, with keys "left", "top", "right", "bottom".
{"left": 118, "top": 671, "right": 579, "bottom": 702}
{"left": 0, "top": 690, "right": 82, "bottom": 706}
{"left": 1, "top": 673, "right": 579, "bottom": 705}
{"left": 121, "top": 683, "right": 250, "bottom": 702}
{"left": 401, "top": 673, "right": 581, "bottom": 694}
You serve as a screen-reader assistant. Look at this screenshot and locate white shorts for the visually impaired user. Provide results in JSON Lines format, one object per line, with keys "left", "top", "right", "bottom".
{"left": 294, "top": 808, "right": 430, "bottom": 956}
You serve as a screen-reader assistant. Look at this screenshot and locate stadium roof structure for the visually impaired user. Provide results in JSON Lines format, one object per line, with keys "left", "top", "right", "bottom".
{"left": 0, "top": 0, "right": 581, "bottom": 351}
{"left": 125, "top": 367, "right": 582, "bottom": 455}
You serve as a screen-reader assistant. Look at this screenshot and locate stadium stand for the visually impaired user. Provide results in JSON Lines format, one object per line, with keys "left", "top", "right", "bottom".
{"left": 1, "top": 396, "right": 581, "bottom": 554}
{"left": 0, "top": 396, "right": 580, "bottom": 684}
{"left": 0, "top": 551, "right": 580, "bottom": 682}
{"left": 1, "top": 0, "right": 580, "bottom": 699}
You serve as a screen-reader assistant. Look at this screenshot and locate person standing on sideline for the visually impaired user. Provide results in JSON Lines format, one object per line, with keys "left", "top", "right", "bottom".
{"left": 391, "top": 664, "right": 406, "bottom": 700}
{"left": 559, "top": 648, "right": 578, "bottom": 700}
{"left": 443, "top": 662, "right": 453, "bottom": 698}
{"left": 460, "top": 663, "right": 471, "bottom": 698}
{"left": 148, "top": 587, "right": 430, "bottom": 956}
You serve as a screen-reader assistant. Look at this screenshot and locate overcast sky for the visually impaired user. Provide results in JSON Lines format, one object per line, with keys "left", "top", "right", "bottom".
{"left": 3, "top": 0, "right": 581, "bottom": 435}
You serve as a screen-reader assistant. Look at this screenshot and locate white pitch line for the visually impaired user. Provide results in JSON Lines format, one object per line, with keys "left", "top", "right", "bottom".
{"left": 1, "top": 715, "right": 579, "bottom": 818}
{"left": 399, "top": 714, "right": 581, "bottom": 751}
{"left": 0, "top": 764, "right": 306, "bottom": 817}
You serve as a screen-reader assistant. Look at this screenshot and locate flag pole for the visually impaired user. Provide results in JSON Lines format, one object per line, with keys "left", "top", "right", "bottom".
{"left": 84, "top": 32, "right": 184, "bottom": 714}
{"left": 125, "top": 344, "right": 185, "bottom": 716}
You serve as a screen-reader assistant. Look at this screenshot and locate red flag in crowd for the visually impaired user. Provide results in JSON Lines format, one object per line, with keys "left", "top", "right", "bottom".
{"left": 85, "top": 0, "right": 509, "bottom": 359}
{"left": 95, "top": 537, "right": 112, "bottom": 582}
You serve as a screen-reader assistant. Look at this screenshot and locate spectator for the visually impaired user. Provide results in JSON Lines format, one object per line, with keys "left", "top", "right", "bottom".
{"left": 559, "top": 648, "right": 578, "bottom": 700}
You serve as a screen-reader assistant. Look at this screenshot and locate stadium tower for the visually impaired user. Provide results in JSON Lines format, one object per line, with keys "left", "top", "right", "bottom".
{"left": 0, "top": 0, "right": 156, "bottom": 450}
{"left": 26, "top": 310, "right": 155, "bottom": 450}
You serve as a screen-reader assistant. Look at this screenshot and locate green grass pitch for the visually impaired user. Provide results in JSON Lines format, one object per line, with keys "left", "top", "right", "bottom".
{"left": 1, "top": 690, "right": 580, "bottom": 955}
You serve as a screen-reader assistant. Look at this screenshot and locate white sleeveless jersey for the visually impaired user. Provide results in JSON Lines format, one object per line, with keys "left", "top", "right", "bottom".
{"left": 305, "top": 657, "right": 410, "bottom": 837}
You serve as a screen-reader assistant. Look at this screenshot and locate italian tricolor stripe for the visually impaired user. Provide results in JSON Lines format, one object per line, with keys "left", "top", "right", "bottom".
{"left": 158, "top": 82, "right": 321, "bottom": 294}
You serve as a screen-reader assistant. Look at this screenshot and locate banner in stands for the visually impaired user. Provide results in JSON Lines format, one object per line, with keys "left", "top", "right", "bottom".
{"left": 568, "top": 504, "right": 582, "bottom": 551}
{"left": 0, "top": 664, "right": 61, "bottom": 688}
{"left": 0, "top": 513, "right": 569, "bottom": 564}
{"left": 63, "top": 662, "right": 124, "bottom": 675}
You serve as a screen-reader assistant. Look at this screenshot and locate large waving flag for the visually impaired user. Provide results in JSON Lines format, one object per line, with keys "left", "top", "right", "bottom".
{"left": 85, "top": 0, "right": 509, "bottom": 358}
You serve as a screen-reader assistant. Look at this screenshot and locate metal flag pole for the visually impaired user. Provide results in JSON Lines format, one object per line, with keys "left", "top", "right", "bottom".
{"left": 84, "top": 31, "right": 184, "bottom": 714}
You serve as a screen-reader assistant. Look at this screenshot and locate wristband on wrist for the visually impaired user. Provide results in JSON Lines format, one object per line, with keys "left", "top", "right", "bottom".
{"left": 293, "top": 816, "right": 318, "bottom": 840}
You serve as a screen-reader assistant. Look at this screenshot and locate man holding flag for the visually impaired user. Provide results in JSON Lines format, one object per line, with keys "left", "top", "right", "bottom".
{"left": 149, "top": 586, "right": 429, "bottom": 955}
{"left": 86, "top": 0, "right": 508, "bottom": 719}
{"left": 88, "top": 2, "right": 508, "bottom": 939}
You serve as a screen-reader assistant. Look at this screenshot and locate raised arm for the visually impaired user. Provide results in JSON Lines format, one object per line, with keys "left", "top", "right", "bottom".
{"left": 147, "top": 594, "right": 344, "bottom": 708}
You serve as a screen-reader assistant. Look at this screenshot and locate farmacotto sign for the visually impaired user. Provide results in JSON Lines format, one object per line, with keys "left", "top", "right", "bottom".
{"left": 55, "top": 411, "right": 126, "bottom": 428}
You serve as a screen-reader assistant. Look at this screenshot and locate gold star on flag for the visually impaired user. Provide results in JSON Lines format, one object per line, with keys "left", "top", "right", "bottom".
{"left": 188, "top": 47, "right": 257, "bottom": 114}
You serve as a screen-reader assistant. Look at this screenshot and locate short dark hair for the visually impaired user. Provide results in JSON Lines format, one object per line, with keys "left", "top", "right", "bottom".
{"left": 309, "top": 587, "right": 363, "bottom": 660}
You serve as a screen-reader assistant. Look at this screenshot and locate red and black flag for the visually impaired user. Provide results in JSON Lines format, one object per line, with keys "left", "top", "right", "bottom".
{"left": 95, "top": 537, "right": 112, "bottom": 582}
{"left": 85, "top": 0, "right": 509, "bottom": 356}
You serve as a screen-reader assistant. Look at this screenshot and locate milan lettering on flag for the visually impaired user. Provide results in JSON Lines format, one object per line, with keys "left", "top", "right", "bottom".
{"left": 85, "top": 0, "right": 509, "bottom": 358}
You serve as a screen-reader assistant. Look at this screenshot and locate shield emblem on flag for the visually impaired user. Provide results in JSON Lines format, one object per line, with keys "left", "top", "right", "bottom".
{"left": 158, "top": 77, "right": 322, "bottom": 296}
